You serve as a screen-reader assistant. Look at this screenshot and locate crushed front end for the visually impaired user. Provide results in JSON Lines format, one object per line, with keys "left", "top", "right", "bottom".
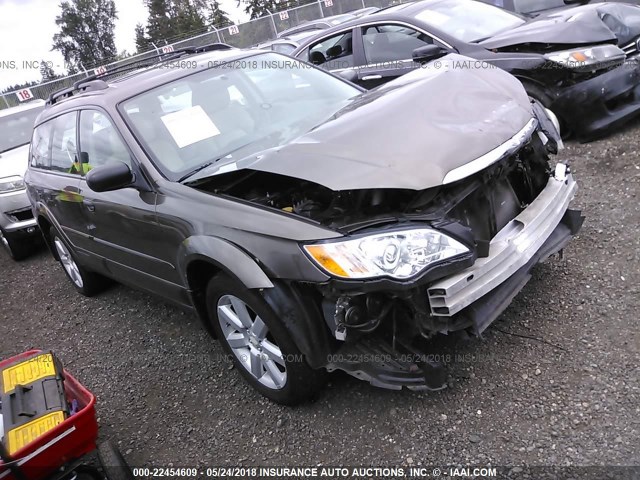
{"left": 301, "top": 106, "right": 583, "bottom": 390}
{"left": 192, "top": 103, "right": 583, "bottom": 391}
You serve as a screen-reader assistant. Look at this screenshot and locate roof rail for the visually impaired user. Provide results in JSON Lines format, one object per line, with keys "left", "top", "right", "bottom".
{"left": 46, "top": 42, "right": 235, "bottom": 106}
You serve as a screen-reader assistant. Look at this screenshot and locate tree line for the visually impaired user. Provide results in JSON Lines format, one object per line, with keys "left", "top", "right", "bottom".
{"left": 1, "top": 0, "right": 320, "bottom": 96}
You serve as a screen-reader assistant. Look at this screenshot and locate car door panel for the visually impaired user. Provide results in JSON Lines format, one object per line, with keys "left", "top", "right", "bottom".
{"left": 75, "top": 109, "right": 190, "bottom": 306}
{"left": 28, "top": 111, "right": 89, "bottom": 251}
{"left": 356, "top": 23, "right": 449, "bottom": 88}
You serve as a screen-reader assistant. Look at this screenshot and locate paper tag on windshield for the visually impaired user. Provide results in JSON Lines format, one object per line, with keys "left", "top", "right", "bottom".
{"left": 161, "top": 105, "right": 220, "bottom": 148}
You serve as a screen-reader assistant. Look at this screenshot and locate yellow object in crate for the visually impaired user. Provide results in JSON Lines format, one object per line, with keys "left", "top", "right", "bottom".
{"left": 0, "top": 351, "right": 69, "bottom": 456}
{"left": 2, "top": 353, "right": 58, "bottom": 394}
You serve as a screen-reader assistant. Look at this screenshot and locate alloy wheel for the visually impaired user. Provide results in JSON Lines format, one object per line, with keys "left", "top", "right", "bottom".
{"left": 54, "top": 237, "right": 84, "bottom": 288}
{"left": 217, "top": 294, "right": 287, "bottom": 389}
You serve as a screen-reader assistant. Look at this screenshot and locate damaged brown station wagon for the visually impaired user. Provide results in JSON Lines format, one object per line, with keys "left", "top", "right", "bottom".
{"left": 25, "top": 45, "right": 584, "bottom": 404}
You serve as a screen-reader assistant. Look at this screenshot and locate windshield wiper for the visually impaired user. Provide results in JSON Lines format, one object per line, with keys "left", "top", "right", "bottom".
{"left": 178, "top": 162, "right": 214, "bottom": 182}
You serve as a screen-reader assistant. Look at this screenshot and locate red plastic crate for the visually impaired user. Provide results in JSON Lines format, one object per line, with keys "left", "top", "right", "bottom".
{"left": 0, "top": 350, "right": 98, "bottom": 480}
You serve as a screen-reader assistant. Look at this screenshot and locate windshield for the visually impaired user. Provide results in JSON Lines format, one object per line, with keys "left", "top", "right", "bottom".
{"left": 0, "top": 105, "right": 43, "bottom": 154}
{"left": 121, "top": 53, "right": 360, "bottom": 181}
{"left": 413, "top": 0, "right": 525, "bottom": 42}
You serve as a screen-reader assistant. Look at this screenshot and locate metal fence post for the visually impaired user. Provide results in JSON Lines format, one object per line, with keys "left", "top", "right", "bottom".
{"left": 1, "top": 94, "right": 9, "bottom": 109}
{"left": 318, "top": 0, "right": 325, "bottom": 17}
{"left": 265, "top": 10, "right": 279, "bottom": 37}
{"left": 211, "top": 26, "right": 221, "bottom": 43}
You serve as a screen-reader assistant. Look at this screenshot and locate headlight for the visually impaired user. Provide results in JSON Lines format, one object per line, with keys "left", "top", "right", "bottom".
{"left": 0, "top": 176, "right": 25, "bottom": 193}
{"left": 545, "top": 44, "right": 625, "bottom": 71}
{"left": 304, "top": 228, "right": 470, "bottom": 280}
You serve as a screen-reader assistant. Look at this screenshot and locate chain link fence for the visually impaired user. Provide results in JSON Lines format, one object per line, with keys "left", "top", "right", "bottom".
{"left": 0, "top": 0, "right": 403, "bottom": 110}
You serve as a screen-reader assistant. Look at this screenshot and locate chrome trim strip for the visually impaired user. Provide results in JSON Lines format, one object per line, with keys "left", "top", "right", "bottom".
{"left": 428, "top": 169, "right": 577, "bottom": 317}
{"left": 442, "top": 118, "right": 538, "bottom": 185}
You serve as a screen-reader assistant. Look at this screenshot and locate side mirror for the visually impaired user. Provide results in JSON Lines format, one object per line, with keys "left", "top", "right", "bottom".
{"left": 86, "top": 162, "right": 134, "bottom": 193}
{"left": 337, "top": 69, "right": 358, "bottom": 83}
{"left": 412, "top": 44, "right": 449, "bottom": 64}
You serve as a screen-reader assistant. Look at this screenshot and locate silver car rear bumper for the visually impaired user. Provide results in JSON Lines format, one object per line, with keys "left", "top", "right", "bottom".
{"left": 428, "top": 165, "right": 578, "bottom": 317}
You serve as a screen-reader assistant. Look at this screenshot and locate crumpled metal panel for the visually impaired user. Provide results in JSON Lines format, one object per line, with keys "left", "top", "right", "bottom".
{"left": 233, "top": 54, "right": 533, "bottom": 191}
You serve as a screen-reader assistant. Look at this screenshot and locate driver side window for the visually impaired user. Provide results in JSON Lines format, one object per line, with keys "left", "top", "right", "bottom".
{"left": 78, "top": 110, "right": 131, "bottom": 175}
{"left": 307, "top": 30, "right": 354, "bottom": 70}
{"left": 361, "top": 24, "right": 434, "bottom": 64}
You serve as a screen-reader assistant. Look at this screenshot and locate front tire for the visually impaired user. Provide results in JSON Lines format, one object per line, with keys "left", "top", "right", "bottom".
{"left": 0, "top": 228, "right": 30, "bottom": 261}
{"left": 51, "top": 230, "right": 107, "bottom": 296}
{"left": 206, "top": 274, "right": 325, "bottom": 405}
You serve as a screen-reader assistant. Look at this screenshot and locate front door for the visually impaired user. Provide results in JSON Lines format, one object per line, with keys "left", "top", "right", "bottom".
{"left": 74, "top": 109, "right": 186, "bottom": 304}
{"left": 356, "top": 23, "right": 445, "bottom": 89}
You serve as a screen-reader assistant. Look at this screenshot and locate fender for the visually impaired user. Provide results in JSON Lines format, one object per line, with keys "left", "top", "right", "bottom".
{"left": 263, "top": 280, "right": 334, "bottom": 370}
{"left": 177, "top": 235, "right": 274, "bottom": 289}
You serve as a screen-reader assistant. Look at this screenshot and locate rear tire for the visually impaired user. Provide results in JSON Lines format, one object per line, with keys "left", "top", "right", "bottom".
{"left": 51, "top": 229, "right": 107, "bottom": 297}
{"left": 0, "top": 228, "right": 30, "bottom": 261}
{"left": 206, "top": 274, "right": 326, "bottom": 405}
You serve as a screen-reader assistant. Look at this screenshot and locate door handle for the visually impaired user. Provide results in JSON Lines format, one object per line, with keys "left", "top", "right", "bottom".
{"left": 361, "top": 75, "right": 382, "bottom": 81}
{"left": 83, "top": 199, "right": 95, "bottom": 212}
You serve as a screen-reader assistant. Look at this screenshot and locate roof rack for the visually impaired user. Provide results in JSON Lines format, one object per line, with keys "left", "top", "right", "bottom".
{"left": 46, "top": 42, "right": 234, "bottom": 106}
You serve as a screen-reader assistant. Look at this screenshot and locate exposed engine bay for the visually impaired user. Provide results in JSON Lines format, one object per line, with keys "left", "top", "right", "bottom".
{"left": 192, "top": 132, "right": 551, "bottom": 245}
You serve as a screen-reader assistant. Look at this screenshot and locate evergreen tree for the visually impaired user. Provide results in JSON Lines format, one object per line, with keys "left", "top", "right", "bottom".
{"left": 52, "top": 0, "right": 118, "bottom": 71}
{"left": 145, "top": 0, "right": 175, "bottom": 44}
{"left": 172, "top": 0, "right": 207, "bottom": 35}
{"left": 241, "top": 0, "right": 279, "bottom": 19}
{"left": 135, "top": 23, "right": 151, "bottom": 53}
{"left": 206, "top": 1, "right": 232, "bottom": 28}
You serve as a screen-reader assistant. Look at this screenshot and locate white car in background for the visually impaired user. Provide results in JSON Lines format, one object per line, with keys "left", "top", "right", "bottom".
{"left": 0, "top": 100, "right": 44, "bottom": 260}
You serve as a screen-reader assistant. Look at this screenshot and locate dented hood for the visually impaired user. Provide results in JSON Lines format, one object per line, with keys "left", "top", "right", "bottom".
{"left": 480, "top": 4, "right": 640, "bottom": 50}
{"left": 194, "top": 54, "right": 533, "bottom": 191}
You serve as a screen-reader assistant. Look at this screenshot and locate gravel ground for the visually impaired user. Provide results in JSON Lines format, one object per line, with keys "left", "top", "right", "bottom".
{"left": 1, "top": 123, "right": 639, "bottom": 475}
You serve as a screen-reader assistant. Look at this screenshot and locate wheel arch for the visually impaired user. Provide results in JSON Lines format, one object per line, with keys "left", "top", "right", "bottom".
{"left": 180, "top": 236, "right": 274, "bottom": 335}
{"left": 180, "top": 237, "right": 334, "bottom": 369}
{"left": 36, "top": 214, "right": 57, "bottom": 260}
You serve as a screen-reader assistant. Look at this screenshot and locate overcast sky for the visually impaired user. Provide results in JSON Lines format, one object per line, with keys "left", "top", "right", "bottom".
{"left": 0, "top": 0, "right": 249, "bottom": 90}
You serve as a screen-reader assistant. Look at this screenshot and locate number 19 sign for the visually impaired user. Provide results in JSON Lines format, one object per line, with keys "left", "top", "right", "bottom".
{"left": 16, "top": 88, "right": 34, "bottom": 102}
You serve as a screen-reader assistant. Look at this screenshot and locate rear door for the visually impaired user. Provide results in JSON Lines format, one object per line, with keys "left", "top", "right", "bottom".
{"left": 28, "top": 111, "right": 86, "bottom": 251}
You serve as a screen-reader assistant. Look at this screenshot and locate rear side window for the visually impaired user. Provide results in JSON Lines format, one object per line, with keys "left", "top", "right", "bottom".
{"left": 78, "top": 110, "right": 131, "bottom": 173}
{"left": 49, "top": 112, "right": 78, "bottom": 173}
{"left": 30, "top": 121, "right": 53, "bottom": 169}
